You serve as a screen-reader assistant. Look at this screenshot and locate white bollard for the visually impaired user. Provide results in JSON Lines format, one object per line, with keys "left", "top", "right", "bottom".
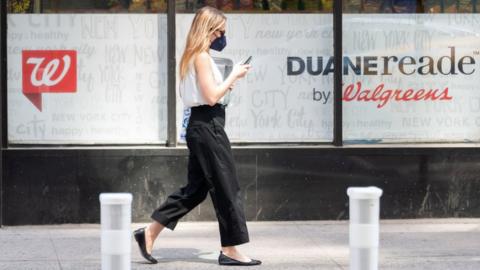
{"left": 347, "top": 186, "right": 383, "bottom": 270}
{"left": 99, "top": 193, "right": 132, "bottom": 270}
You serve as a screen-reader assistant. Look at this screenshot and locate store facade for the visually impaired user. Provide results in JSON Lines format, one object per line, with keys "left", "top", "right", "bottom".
{"left": 1, "top": 0, "right": 480, "bottom": 225}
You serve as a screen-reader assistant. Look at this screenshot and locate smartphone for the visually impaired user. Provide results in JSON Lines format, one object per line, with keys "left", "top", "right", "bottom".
{"left": 243, "top": 56, "right": 252, "bottom": 65}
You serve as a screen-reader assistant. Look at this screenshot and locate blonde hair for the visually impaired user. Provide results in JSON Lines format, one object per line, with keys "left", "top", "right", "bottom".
{"left": 179, "top": 6, "right": 226, "bottom": 81}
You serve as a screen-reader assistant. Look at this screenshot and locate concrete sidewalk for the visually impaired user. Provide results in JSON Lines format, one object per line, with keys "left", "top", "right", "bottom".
{"left": 0, "top": 219, "right": 479, "bottom": 270}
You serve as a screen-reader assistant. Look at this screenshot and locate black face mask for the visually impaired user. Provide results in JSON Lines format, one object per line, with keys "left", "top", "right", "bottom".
{"left": 210, "top": 34, "right": 227, "bottom": 51}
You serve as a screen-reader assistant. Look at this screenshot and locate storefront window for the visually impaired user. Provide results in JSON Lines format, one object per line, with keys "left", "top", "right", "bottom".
{"left": 7, "top": 0, "right": 168, "bottom": 144}
{"left": 343, "top": 0, "right": 480, "bottom": 143}
{"left": 8, "top": 0, "right": 478, "bottom": 145}
{"left": 176, "top": 3, "right": 334, "bottom": 143}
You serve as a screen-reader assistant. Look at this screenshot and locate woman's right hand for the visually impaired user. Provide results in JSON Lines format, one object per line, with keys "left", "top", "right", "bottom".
{"left": 232, "top": 63, "right": 251, "bottom": 79}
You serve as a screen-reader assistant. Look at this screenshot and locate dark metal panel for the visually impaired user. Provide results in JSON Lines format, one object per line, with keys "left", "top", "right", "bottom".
{"left": 4, "top": 149, "right": 258, "bottom": 224}
{"left": 167, "top": 0, "right": 177, "bottom": 147}
{"left": 7, "top": 145, "right": 480, "bottom": 158}
{"left": 333, "top": 0, "right": 343, "bottom": 146}
{"left": 0, "top": 0, "right": 7, "bottom": 227}
{"left": 4, "top": 147, "right": 480, "bottom": 225}
{"left": 255, "top": 152, "right": 424, "bottom": 220}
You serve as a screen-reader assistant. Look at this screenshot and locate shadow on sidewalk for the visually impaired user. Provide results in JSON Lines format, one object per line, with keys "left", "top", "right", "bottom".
{"left": 133, "top": 247, "right": 219, "bottom": 265}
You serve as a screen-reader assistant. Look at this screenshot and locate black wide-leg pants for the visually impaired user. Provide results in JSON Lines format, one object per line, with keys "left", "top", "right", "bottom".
{"left": 151, "top": 103, "right": 250, "bottom": 247}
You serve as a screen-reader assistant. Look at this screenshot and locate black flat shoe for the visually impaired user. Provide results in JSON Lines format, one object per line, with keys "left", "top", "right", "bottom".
{"left": 133, "top": 227, "right": 158, "bottom": 264}
{"left": 218, "top": 251, "right": 262, "bottom": 266}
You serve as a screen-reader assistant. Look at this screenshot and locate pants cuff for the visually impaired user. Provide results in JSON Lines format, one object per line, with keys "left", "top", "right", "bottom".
{"left": 151, "top": 211, "right": 177, "bottom": 231}
{"left": 221, "top": 233, "right": 250, "bottom": 247}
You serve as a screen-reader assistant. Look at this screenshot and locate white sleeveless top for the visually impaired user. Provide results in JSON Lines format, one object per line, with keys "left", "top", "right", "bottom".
{"left": 179, "top": 55, "right": 229, "bottom": 108}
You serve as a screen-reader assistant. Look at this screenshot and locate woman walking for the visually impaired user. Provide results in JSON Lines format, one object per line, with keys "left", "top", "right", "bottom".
{"left": 133, "top": 6, "right": 261, "bottom": 266}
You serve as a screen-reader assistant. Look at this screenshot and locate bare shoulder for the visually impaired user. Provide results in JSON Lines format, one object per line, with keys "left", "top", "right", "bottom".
{"left": 193, "top": 52, "right": 211, "bottom": 71}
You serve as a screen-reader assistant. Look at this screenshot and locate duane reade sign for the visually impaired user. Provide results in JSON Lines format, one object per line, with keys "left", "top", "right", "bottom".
{"left": 288, "top": 46, "right": 476, "bottom": 109}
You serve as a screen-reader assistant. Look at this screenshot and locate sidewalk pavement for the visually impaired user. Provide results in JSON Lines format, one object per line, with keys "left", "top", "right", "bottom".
{"left": 0, "top": 219, "right": 479, "bottom": 270}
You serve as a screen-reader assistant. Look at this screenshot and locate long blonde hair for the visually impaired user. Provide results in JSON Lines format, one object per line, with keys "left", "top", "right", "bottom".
{"left": 179, "top": 6, "right": 226, "bottom": 81}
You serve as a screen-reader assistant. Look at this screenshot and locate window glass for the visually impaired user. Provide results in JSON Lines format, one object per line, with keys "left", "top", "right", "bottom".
{"left": 176, "top": 4, "right": 334, "bottom": 143}
{"left": 343, "top": 0, "right": 480, "bottom": 143}
{"left": 7, "top": 1, "right": 168, "bottom": 144}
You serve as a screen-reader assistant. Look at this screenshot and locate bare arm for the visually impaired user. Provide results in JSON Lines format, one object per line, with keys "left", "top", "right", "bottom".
{"left": 194, "top": 52, "right": 250, "bottom": 106}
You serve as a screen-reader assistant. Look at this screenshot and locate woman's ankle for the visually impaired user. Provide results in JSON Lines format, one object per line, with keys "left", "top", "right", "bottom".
{"left": 148, "top": 221, "right": 164, "bottom": 239}
{"left": 221, "top": 246, "right": 237, "bottom": 254}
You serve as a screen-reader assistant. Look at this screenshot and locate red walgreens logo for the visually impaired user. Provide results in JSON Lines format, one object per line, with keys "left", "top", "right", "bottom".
{"left": 22, "top": 50, "right": 77, "bottom": 111}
